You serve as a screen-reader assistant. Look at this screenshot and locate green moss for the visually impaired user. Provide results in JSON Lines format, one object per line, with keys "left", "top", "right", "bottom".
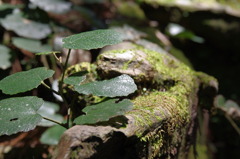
{"left": 130, "top": 91, "right": 189, "bottom": 158}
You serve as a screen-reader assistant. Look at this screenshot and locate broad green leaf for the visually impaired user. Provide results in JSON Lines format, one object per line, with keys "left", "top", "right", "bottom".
{"left": 36, "top": 51, "right": 61, "bottom": 55}
{"left": 30, "top": 0, "right": 71, "bottom": 14}
{"left": 12, "top": 37, "right": 52, "bottom": 53}
{"left": 0, "top": 45, "right": 11, "bottom": 70}
{"left": 40, "top": 125, "right": 66, "bottom": 145}
{"left": 74, "top": 99, "right": 133, "bottom": 124}
{"left": 0, "top": 13, "right": 51, "bottom": 39}
{"left": 64, "top": 72, "right": 87, "bottom": 86}
{"left": 62, "top": 29, "right": 123, "bottom": 50}
{"left": 0, "top": 67, "right": 54, "bottom": 95}
{"left": 74, "top": 74, "right": 137, "bottom": 97}
{"left": 37, "top": 101, "right": 63, "bottom": 127}
{"left": 0, "top": 96, "right": 43, "bottom": 136}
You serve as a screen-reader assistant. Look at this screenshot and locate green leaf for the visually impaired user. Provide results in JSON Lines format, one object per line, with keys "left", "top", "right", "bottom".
{"left": 0, "top": 67, "right": 54, "bottom": 95}
{"left": 0, "top": 45, "right": 11, "bottom": 70}
{"left": 35, "top": 51, "right": 61, "bottom": 55}
{"left": 30, "top": 0, "right": 71, "bottom": 14}
{"left": 74, "top": 99, "right": 133, "bottom": 125}
{"left": 37, "top": 101, "right": 64, "bottom": 127}
{"left": 0, "top": 96, "right": 43, "bottom": 136}
{"left": 64, "top": 72, "right": 87, "bottom": 86}
{"left": 40, "top": 125, "right": 66, "bottom": 145}
{"left": 74, "top": 74, "right": 137, "bottom": 97}
{"left": 62, "top": 29, "right": 123, "bottom": 50}
{"left": 12, "top": 37, "right": 52, "bottom": 53}
{"left": 0, "top": 13, "right": 51, "bottom": 39}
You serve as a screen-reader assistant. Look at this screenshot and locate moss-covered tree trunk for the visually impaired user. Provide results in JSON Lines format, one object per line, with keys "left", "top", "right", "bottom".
{"left": 54, "top": 41, "right": 218, "bottom": 159}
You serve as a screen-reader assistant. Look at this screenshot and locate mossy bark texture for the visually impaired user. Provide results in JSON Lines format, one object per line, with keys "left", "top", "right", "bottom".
{"left": 54, "top": 42, "right": 218, "bottom": 159}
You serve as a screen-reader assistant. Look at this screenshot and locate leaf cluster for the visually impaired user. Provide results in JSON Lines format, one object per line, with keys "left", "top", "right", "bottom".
{"left": 0, "top": 29, "right": 137, "bottom": 146}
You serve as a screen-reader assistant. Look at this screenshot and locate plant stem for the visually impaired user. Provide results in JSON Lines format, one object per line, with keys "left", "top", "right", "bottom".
{"left": 58, "top": 49, "right": 71, "bottom": 104}
{"left": 62, "top": 49, "right": 71, "bottom": 83}
{"left": 59, "top": 49, "right": 72, "bottom": 127}
{"left": 42, "top": 116, "right": 67, "bottom": 128}
{"left": 41, "top": 81, "right": 60, "bottom": 95}
{"left": 59, "top": 49, "right": 71, "bottom": 96}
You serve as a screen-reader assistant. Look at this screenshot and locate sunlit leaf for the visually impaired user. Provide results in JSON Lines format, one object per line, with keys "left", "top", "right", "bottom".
{"left": 74, "top": 74, "right": 137, "bottom": 97}
{"left": 12, "top": 37, "right": 52, "bottom": 53}
{"left": 30, "top": 0, "right": 71, "bottom": 14}
{"left": 62, "top": 29, "right": 123, "bottom": 50}
{"left": 74, "top": 99, "right": 133, "bottom": 124}
{"left": 40, "top": 125, "right": 66, "bottom": 145}
{"left": 0, "top": 13, "right": 51, "bottom": 39}
{"left": 0, "top": 67, "right": 54, "bottom": 95}
{"left": 0, "top": 96, "right": 43, "bottom": 136}
{"left": 0, "top": 45, "right": 11, "bottom": 70}
{"left": 37, "top": 101, "right": 63, "bottom": 127}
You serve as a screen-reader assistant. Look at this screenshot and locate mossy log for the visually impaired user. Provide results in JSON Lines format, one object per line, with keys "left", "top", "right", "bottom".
{"left": 54, "top": 42, "right": 218, "bottom": 159}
